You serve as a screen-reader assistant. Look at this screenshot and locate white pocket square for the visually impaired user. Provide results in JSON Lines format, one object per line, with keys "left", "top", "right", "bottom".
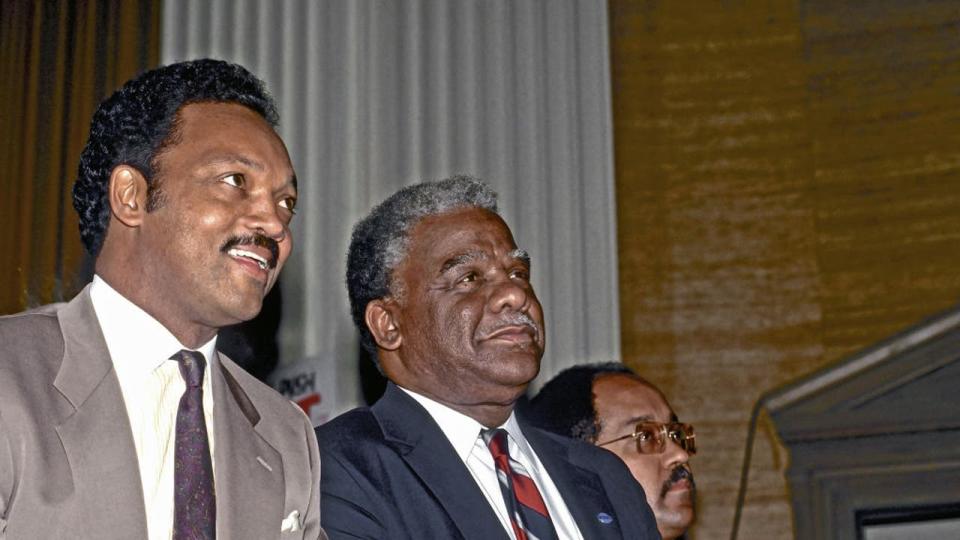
{"left": 281, "top": 510, "right": 302, "bottom": 533}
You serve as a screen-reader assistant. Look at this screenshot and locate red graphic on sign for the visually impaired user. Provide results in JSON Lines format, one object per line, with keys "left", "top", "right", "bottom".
{"left": 296, "top": 393, "right": 322, "bottom": 415}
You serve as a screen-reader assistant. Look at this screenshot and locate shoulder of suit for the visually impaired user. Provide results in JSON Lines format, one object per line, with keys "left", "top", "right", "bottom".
{"left": 217, "top": 353, "right": 309, "bottom": 427}
{"left": 549, "top": 428, "right": 650, "bottom": 495}
{"left": 525, "top": 423, "right": 628, "bottom": 469}
{"left": 314, "top": 407, "right": 381, "bottom": 448}
{"left": 522, "top": 423, "right": 568, "bottom": 443}
{"left": 0, "top": 303, "right": 66, "bottom": 368}
{"left": 522, "top": 421, "right": 585, "bottom": 450}
{"left": 0, "top": 301, "right": 63, "bottom": 327}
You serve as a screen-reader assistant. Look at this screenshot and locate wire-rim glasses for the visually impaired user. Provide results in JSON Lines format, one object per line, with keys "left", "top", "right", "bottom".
{"left": 597, "top": 422, "right": 696, "bottom": 455}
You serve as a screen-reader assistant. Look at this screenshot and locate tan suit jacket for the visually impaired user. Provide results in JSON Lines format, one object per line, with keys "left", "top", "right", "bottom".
{"left": 0, "top": 286, "right": 326, "bottom": 539}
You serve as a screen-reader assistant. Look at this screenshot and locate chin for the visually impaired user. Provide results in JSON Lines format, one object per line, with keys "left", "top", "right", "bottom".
{"left": 477, "top": 365, "right": 537, "bottom": 390}
{"left": 498, "top": 368, "right": 540, "bottom": 392}
{"left": 499, "top": 352, "right": 541, "bottom": 378}
{"left": 218, "top": 297, "right": 265, "bottom": 325}
{"left": 657, "top": 509, "right": 694, "bottom": 537}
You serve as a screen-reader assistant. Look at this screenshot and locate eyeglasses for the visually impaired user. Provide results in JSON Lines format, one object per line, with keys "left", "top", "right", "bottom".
{"left": 597, "top": 422, "right": 696, "bottom": 455}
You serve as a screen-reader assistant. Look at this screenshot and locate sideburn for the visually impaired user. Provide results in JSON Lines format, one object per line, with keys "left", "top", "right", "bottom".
{"left": 145, "top": 182, "right": 166, "bottom": 212}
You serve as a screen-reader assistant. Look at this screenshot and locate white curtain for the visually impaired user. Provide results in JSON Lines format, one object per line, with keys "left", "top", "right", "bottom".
{"left": 162, "top": 0, "right": 620, "bottom": 414}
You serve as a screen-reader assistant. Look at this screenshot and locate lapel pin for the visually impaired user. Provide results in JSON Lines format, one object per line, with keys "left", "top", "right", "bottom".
{"left": 597, "top": 512, "right": 614, "bottom": 525}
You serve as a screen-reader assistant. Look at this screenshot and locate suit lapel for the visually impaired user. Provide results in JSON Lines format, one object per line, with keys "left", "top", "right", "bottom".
{"left": 374, "top": 384, "right": 510, "bottom": 540}
{"left": 212, "top": 356, "right": 284, "bottom": 539}
{"left": 53, "top": 286, "right": 149, "bottom": 538}
{"left": 524, "top": 425, "right": 625, "bottom": 540}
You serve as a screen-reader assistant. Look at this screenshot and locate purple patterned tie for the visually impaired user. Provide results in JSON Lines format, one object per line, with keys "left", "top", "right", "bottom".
{"left": 172, "top": 349, "right": 216, "bottom": 539}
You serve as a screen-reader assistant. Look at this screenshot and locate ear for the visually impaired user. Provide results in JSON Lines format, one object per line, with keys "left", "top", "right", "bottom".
{"left": 108, "top": 165, "right": 149, "bottom": 228}
{"left": 365, "top": 299, "right": 402, "bottom": 351}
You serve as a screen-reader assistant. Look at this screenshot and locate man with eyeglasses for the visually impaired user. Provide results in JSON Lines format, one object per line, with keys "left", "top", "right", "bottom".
{"left": 526, "top": 363, "right": 696, "bottom": 540}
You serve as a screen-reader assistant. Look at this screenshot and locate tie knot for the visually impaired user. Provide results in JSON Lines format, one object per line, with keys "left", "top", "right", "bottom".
{"left": 172, "top": 349, "right": 206, "bottom": 388}
{"left": 482, "top": 427, "right": 510, "bottom": 458}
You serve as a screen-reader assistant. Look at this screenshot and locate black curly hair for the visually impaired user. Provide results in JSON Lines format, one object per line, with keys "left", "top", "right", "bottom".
{"left": 72, "top": 58, "right": 279, "bottom": 256}
{"left": 345, "top": 175, "right": 498, "bottom": 360}
{"left": 525, "top": 362, "right": 642, "bottom": 443}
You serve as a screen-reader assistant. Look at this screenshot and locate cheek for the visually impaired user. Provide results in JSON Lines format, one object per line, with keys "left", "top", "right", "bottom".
{"left": 529, "top": 293, "right": 543, "bottom": 315}
{"left": 174, "top": 193, "right": 234, "bottom": 229}
{"left": 527, "top": 295, "right": 546, "bottom": 329}
{"left": 437, "top": 313, "right": 472, "bottom": 355}
{"left": 197, "top": 206, "right": 231, "bottom": 229}
{"left": 276, "top": 239, "right": 293, "bottom": 269}
{"left": 447, "top": 300, "right": 483, "bottom": 337}
{"left": 155, "top": 210, "right": 205, "bottom": 253}
{"left": 159, "top": 208, "right": 228, "bottom": 254}
{"left": 623, "top": 456, "right": 663, "bottom": 497}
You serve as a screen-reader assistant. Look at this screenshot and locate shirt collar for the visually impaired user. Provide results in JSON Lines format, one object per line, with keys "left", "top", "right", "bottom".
{"left": 89, "top": 275, "right": 217, "bottom": 381}
{"left": 398, "top": 385, "right": 530, "bottom": 462}
{"left": 501, "top": 411, "right": 536, "bottom": 461}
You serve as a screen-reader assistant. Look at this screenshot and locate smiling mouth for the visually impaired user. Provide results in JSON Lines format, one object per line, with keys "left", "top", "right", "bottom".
{"left": 227, "top": 247, "right": 270, "bottom": 271}
{"left": 221, "top": 233, "right": 280, "bottom": 271}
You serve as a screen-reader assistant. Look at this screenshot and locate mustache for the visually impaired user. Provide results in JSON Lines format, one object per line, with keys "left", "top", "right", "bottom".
{"left": 476, "top": 312, "right": 540, "bottom": 339}
{"left": 660, "top": 465, "right": 695, "bottom": 499}
{"left": 220, "top": 234, "right": 280, "bottom": 269}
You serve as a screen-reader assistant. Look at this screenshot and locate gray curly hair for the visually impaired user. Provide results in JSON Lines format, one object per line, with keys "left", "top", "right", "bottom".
{"left": 346, "top": 175, "right": 499, "bottom": 357}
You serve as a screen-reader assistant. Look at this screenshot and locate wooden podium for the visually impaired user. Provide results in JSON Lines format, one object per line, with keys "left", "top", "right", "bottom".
{"left": 765, "top": 306, "right": 960, "bottom": 539}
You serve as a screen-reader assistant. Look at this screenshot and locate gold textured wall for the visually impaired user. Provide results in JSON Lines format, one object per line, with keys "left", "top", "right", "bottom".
{"left": 609, "top": 1, "right": 960, "bottom": 538}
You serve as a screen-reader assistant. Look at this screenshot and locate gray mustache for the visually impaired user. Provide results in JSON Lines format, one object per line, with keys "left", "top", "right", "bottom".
{"left": 477, "top": 312, "right": 540, "bottom": 338}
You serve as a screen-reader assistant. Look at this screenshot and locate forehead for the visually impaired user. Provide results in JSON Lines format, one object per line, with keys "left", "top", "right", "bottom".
{"left": 593, "top": 373, "right": 673, "bottom": 426}
{"left": 406, "top": 207, "right": 519, "bottom": 263}
{"left": 159, "top": 102, "right": 293, "bottom": 175}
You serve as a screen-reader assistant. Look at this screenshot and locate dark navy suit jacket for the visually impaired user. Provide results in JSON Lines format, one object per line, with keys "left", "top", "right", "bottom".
{"left": 315, "top": 383, "right": 660, "bottom": 539}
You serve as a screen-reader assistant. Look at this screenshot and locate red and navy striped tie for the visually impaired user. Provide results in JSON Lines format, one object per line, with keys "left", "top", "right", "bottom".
{"left": 482, "top": 428, "right": 559, "bottom": 540}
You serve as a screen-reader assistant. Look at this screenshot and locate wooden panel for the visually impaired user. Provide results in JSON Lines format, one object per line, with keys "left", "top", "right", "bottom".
{"left": 610, "top": 1, "right": 960, "bottom": 538}
{"left": 805, "top": 0, "right": 960, "bottom": 363}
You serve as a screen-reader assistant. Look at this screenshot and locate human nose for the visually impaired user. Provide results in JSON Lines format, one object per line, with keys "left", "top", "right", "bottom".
{"left": 662, "top": 436, "right": 691, "bottom": 469}
{"left": 488, "top": 276, "right": 531, "bottom": 313}
{"left": 245, "top": 193, "right": 286, "bottom": 241}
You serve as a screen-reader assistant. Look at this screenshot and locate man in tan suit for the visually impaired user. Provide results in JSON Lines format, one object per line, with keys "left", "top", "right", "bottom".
{"left": 0, "top": 59, "right": 325, "bottom": 539}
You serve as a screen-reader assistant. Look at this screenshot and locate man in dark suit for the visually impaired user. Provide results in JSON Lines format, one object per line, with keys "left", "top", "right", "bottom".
{"left": 0, "top": 59, "right": 325, "bottom": 539}
{"left": 316, "top": 176, "right": 660, "bottom": 539}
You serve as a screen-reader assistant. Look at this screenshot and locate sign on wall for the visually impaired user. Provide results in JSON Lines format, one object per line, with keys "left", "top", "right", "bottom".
{"left": 269, "top": 357, "right": 339, "bottom": 427}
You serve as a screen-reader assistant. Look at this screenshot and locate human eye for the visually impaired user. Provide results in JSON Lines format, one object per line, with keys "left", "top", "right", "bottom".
{"left": 509, "top": 267, "right": 530, "bottom": 281}
{"left": 457, "top": 271, "right": 479, "bottom": 285}
{"left": 635, "top": 423, "right": 664, "bottom": 454}
{"left": 221, "top": 173, "right": 245, "bottom": 188}
{"left": 279, "top": 196, "right": 297, "bottom": 214}
{"left": 636, "top": 427, "right": 656, "bottom": 442}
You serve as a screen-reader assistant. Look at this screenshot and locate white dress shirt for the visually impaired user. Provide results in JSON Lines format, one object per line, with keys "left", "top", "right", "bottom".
{"left": 400, "top": 387, "right": 584, "bottom": 540}
{"left": 90, "top": 276, "right": 217, "bottom": 540}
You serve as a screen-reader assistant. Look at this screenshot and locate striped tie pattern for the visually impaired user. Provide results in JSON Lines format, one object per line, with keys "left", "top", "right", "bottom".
{"left": 482, "top": 428, "right": 559, "bottom": 540}
{"left": 172, "top": 349, "right": 216, "bottom": 540}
